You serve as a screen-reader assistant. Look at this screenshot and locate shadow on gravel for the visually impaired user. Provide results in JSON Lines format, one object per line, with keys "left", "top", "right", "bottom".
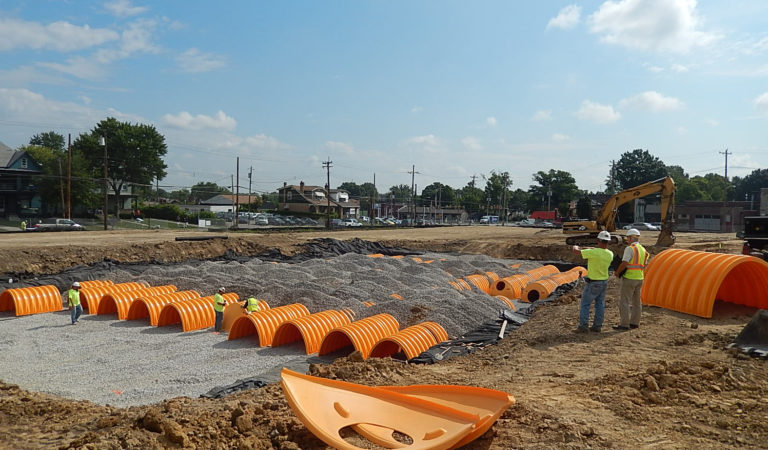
{"left": 140, "top": 325, "right": 181, "bottom": 335}
{"left": 109, "top": 320, "right": 148, "bottom": 329}
{"left": 27, "top": 323, "right": 71, "bottom": 330}
{"left": 213, "top": 338, "right": 256, "bottom": 350}
{"left": 256, "top": 342, "right": 305, "bottom": 357}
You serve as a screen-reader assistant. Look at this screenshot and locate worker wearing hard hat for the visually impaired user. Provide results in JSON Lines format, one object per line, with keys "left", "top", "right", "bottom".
{"left": 572, "top": 230, "right": 614, "bottom": 333}
{"left": 67, "top": 282, "right": 83, "bottom": 325}
{"left": 213, "top": 287, "right": 227, "bottom": 333}
{"left": 243, "top": 297, "right": 262, "bottom": 314}
{"left": 613, "top": 228, "right": 649, "bottom": 331}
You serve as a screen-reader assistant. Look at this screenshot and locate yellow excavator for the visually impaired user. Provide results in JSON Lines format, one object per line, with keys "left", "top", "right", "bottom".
{"left": 563, "top": 176, "right": 676, "bottom": 246}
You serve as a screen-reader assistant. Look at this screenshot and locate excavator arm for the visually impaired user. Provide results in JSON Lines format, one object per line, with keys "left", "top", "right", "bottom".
{"left": 563, "top": 176, "right": 676, "bottom": 246}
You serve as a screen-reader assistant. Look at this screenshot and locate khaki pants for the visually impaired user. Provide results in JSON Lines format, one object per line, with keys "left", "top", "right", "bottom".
{"left": 619, "top": 278, "right": 643, "bottom": 327}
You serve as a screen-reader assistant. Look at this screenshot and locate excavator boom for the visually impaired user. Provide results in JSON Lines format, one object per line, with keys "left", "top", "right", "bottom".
{"left": 563, "top": 176, "right": 676, "bottom": 246}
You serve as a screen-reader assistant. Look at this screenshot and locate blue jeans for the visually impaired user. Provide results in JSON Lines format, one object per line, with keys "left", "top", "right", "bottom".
{"left": 579, "top": 280, "right": 607, "bottom": 329}
{"left": 214, "top": 311, "right": 223, "bottom": 332}
{"left": 70, "top": 304, "right": 83, "bottom": 324}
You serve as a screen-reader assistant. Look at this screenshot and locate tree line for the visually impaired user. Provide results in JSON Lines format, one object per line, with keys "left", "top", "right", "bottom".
{"left": 20, "top": 124, "right": 768, "bottom": 220}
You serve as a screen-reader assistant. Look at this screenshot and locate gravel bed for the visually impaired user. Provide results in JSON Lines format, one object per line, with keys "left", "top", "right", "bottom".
{"left": 0, "top": 251, "right": 547, "bottom": 407}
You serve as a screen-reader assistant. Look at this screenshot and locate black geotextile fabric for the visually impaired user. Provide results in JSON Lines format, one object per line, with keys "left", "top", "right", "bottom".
{"left": 200, "top": 377, "right": 268, "bottom": 399}
{"left": 408, "top": 280, "right": 578, "bottom": 365}
{"left": 728, "top": 309, "right": 768, "bottom": 359}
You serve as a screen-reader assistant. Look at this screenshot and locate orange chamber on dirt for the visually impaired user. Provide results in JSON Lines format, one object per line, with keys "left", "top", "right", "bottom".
{"left": 318, "top": 313, "right": 400, "bottom": 359}
{"left": 521, "top": 266, "right": 587, "bottom": 302}
{"left": 0, "top": 285, "right": 63, "bottom": 316}
{"left": 641, "top": 249, "right": 768, "bottom": 318}
{"left": 96, "top": 285, "right": 178, "bottom": 319}
{"left": 228, "top": 304, "right": 311, "bottom": 346}
{"left": 77, "top": 280, "right": 114, "bottom": 289}
{"left": 156, "top": 293, "right": 240, "bottom": 331}
{"left": 369, "top": 321, "right": 449, "bottom": 360}
{"left": 271, "top": 309, "right": 355, "bottom": 354}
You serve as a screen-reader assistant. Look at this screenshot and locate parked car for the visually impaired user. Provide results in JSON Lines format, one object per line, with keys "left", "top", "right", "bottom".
{"left": 622, "top": 222, "right": 660, "bottom": 231}
{"left": 255, "top": 217, "right": 268, "bottom": 226}
{"left": 330, "top": 218, "right": 344, "bottom": 227}
{"left": 342, "top": 218, "right": 362, "bottom": 227}
{"left": 34, "top": 218, "right": 86, "bottom": 231}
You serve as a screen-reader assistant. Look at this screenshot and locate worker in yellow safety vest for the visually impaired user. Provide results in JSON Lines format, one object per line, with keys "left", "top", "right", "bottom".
{"left": 20, "top": 220, "right": 26, "bottom": 231}
{"left": 68, "top": 281, "right": 83, "bottom": 325}
{"left": 243, "top": 297, "right": 261, "bottom": 314}
{"left": 213, "top": 287, "right": 227, "bottom": 333}
{"left": 613, "top": 228, "right": 649, "bottom": 331}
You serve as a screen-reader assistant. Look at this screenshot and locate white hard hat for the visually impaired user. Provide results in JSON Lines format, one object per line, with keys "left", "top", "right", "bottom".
{"left": 218, "top": 287, "right": 226, "bottom": 293}
{"left": 597, "top": 230, "right": 612, "bottom": 241}
{"left": 72, "top": 281, "right": 81, "bottom": 288}
{"left": 626, "top": 228, "right": 641, "bottom": 236}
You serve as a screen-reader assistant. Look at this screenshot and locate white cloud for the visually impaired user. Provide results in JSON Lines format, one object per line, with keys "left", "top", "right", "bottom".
{"left": 486, "top": 116, "right": 497, "bottom": 127}
{"left": 242, "top": 134, "right": 291, "bottom": 151}
{"left": 647, "top": 65, "right": 664, "bottom": 73}
{"left": 461, "top": 136, "right": 482, "bottom": 151}
{"left": 619, "top": 91, "right": 684, "bottom": 112}
{"left": 552, "top": 133, "right": 571, "bottom": 142}
{"left": 0, "top": 17, "right": 118, "bottom": 52}
{"left": 754, "top": 92, "right": 768, "bottom": 114}
{"left": 325, "top": 141, "right": 355, "bottom": 155}
{"left": 176, "top": 48, "right": 227, "bottom": 73}
{"left": 704, "top": 118, "right": 719, "bottom": 126}
{"left": 79, "top": 95, "right": 92, "bottom": 105}
{"left": 37, "top": 56, "right": 110, "bottom": 80}
{"left": 587, "top": 0, "right": 719, "bottom": 53}
{"left": 575, "top": 100, "right": 621, "bottom": 124}
{"left": 547, "top": 5, "right": 581, "bottom": 30}
{"left": 411, "top": 106, "right": 423, "bottom": 113}
{"left": 104, "top": 0, "right": 148, "bottom": 17}
{"left": 162, "top": 110, "right": 237, "bottom": 131}
{"left": 671, "top": 63, "right": 689, "bottom": 73}
{"left": 406, "top": 135, "right": 440, "bottom": 146}
{"left": 0, "top": 65, "right": 72, "bottom": 86}
{"left": 677, "top": 126, "right": 688, "bottom": 135}
{"left": 531, "top": 110, "right": 552, "bottom": 121}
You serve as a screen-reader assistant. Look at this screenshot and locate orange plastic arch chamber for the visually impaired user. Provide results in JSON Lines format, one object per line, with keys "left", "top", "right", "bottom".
{"left": 0, "top": 285, "right": 63, "bottom": 316}
{"left": 228, "top": 304, "right": 311, "bottom": 345}
{"left": 156, "top": 293, "right": 240, "bottom": 331}
{"left": 271, "top": 309, "right": 355, "bottom": 354}
{"left": 318, "top": 313, "right": 400, "bottom": 359}
{"left": 125, "top": 290, "right": 200, "bottom": 325}
{"left": 97, "top": 285, "right": 178, "bottom": 319}
{"left": 642, "top": 249, "right": 768, "bottom": 318}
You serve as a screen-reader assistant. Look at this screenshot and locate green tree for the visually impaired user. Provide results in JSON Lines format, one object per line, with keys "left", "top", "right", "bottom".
{"left": 507, "top": 189, "right": 530, "bottom": 213}
{"left": 733, "top": 169, "right": 768, "bottom": 202}
{"left": 190, "top": 182, "right": 230, "bottom": 203}
{"left": 337, "top": 182, "right": 361, "bottom": 197}
{"left": 167, "top": 189, "right": 191, "bottom": 203}
{"left": 690, "top": 173, "right": 728, "bottom": 202}
{"left": 73, "top": 118, "right": 168, "bottom": 218}
{"left": 420, "top": 182, "right": 455, "bottom": 208}
{"left": 613, "top": 149, "right": 667, "bottom": 189}
{"left": 676, "top": 182, "right": 705, "bottom": 204}
{"left": 527, "top": 169, "right": 579, "bottom": 215}
{"left": 483, "top": 171, "right": 513, "bottom": 219}
{"left": 458, "top": 183, "right": 484, "bottom": 214}
{"left": 388, "top": 184, "right": 412, "bottom": 203}
{"left": 576, "top": 196, "right": 593, "bottom": 219}
{"left": 30, "top": 131, "right": 65, "bottom": 151}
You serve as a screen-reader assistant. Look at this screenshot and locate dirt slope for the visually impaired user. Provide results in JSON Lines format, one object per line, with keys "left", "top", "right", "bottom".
{"left": 1, "top": 227, "right": 764, "bottom": 449}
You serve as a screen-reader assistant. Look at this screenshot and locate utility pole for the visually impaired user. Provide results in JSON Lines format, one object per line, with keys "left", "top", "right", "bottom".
{"left": 720, "top": 148, "right": 731, "bottom": 182}
{"left": 66, "top": 134, "right": 71, "bottom": 219}
{"left": 408, "top": 165, "right": 420, "bottom": 221}
{"left": 608, "top": 160, "right": 617, "bottom": 194}
{"left": 470, "top": 174, "right": 477, "bottom": 188}
{"left": 323, "top": 157, "right": 332, "bottom": 228}
{"left": 234, "top": 157, "right": 240, "bottom": 229}
{"left": 248, "top": 166, "right": 253, "bottom": 211}
{"left": 98, "top": 134, "right": 108, "bottom": 230}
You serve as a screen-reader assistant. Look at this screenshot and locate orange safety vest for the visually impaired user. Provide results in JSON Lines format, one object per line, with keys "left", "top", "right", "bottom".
{"left": 624, "top": 243, "right": 648, "bottom": 280}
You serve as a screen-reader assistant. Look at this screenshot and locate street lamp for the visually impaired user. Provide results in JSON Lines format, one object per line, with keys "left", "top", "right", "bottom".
{"left": 98, "top": 135, "right": 108, "bottom": 231}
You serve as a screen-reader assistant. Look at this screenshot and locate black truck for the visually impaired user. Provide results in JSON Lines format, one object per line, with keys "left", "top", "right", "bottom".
{"left": 739, "top": 216, "right": 768, "bottom": 260}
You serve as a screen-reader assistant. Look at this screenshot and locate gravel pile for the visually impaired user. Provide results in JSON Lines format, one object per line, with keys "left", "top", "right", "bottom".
{"left": 0, "top": 248, "right": 548, "bottom": 407}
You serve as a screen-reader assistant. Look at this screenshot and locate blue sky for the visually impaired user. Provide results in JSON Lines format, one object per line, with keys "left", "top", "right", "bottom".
{"left": 1, "top": 0, "right": 766, "bottom": 196}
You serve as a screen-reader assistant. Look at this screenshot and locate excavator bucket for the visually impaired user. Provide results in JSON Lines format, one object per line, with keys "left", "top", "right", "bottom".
{"left": 730, "top": 310, "right": 768, "bottom": 358}
{"left": 353, "top": 384, "right": 515, "bottom": 449}
{"left": 280, "top": 368, "right": 483, "bottom": 450}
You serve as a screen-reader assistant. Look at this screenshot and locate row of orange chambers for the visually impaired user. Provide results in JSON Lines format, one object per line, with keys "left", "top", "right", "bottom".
{"left": 370, "top": 249, "right": 768, "bottom": 318}
{"left": 368, "top": 253, "right": 588, "bottom": 309}
{"left": 0, "top": 279, "right": 449, "bottom": 360}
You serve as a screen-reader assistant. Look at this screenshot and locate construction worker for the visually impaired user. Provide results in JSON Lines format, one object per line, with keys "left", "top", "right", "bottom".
{"left": 20, "top": 220, "right": 26, "bottom": 231}
{"left": 67, "top": 282, "right": 83, "bottom": 325}
{"left": 213, "top": 287, "right": 227, "bottom": 333}
{"left": 613, "top": 228, "right": 649, "bottom": 331}
{"left": 243, "top": 297, "right": 261, "bottom": 314}
{"left": 572, "top": 231, "right": 614, "bottom": 333}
